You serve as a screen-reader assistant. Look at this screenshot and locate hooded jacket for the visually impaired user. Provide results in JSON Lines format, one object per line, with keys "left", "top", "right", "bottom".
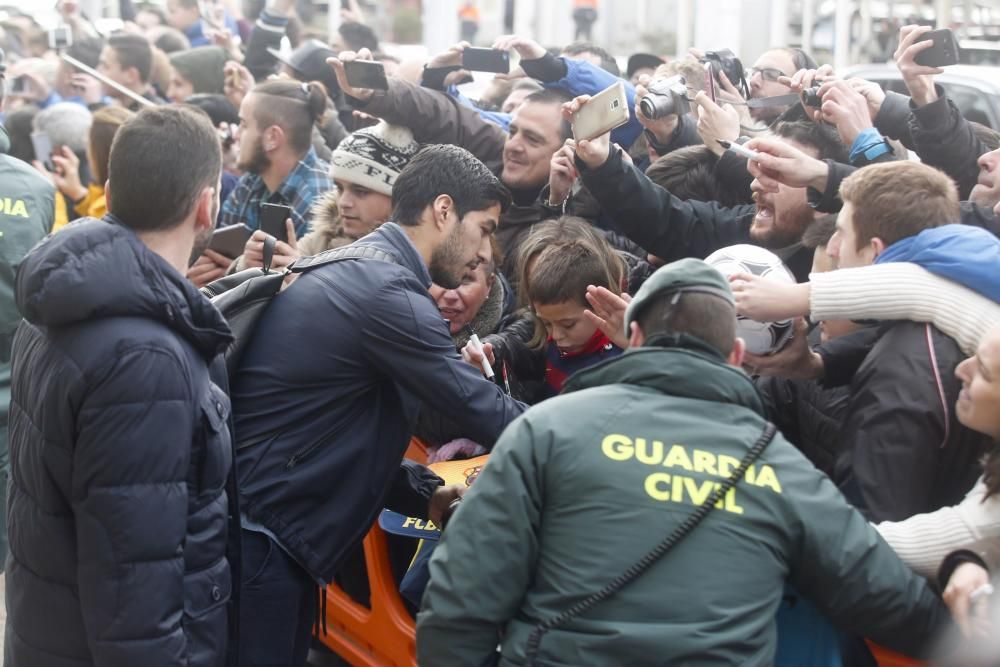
{"left": 7, "top": 217, "right": 235, "bottom": 667}
{"left": 417, "top": 346, "right": 950, "bottom": 666}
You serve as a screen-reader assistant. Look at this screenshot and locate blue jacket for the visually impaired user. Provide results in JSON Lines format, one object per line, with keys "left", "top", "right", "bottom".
{"left": 231, "top": 222, "right": 526, "bottom": 583}
{"left": 876, "top": 223, "right": 1000, "bottom": 302}
{"left": 8, "top": 217, "right": 235, "bottom": 667}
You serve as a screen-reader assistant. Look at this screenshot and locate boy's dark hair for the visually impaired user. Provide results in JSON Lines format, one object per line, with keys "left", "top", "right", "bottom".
{"left": 251, "top": 79, "right": 328, "bottom": 154}
{"left": 801, "top": 213, "right": 838, "bottom": 249}
{"left": 392, "top": 144, "right": 511, "bottom": 227}
{"left": 771, "top": 119, "right": 848, "bottom": 164}
{"left": 339, "top": 21, "right": 380, "bottom": 53}
{"left": 527, "top": 239, "right": 619, "bottom": 307}
{"left": 108, "top": 106, "right": 222, "bottom": 232}
{"left": 522, "top": 88, "right": 574, "bottom": 140}
{"left": 635, "top": 292, "right": 736, "bottom": 358}
{"left": 645, "top": 145, "right": 743, "bottom": 207}
{"left": 67, "top": 36, "right": 104, "bottom": 69}
{"left": 108, "top": 32, "right": 154, "bottom": 83}
{"left": 561, "top": 42, "right": 620, "bottom": 76}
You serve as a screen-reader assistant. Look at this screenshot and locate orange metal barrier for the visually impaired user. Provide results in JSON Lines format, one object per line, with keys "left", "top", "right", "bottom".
{"left": 868, "top": 642, "right": 930, "bottom": 667}
{"left": 318, "top": 439, "right": 428, "bottom": 666}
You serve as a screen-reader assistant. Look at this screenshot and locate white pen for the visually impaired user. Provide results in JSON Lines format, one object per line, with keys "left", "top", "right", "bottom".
{"left": 465, "top": 327, "right": 495, "bottom": 379}
{"left": 718, "top": 139, "right": 762, "bottom": 162}
{"left": 970, "top": 583, "right": 994, "bottom": 603}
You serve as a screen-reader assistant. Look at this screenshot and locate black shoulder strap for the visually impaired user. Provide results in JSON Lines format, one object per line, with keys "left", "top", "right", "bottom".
{"left": 289, "top": 244, "right": 398, "bottom": 273}
{"left": 524, "top": 422, "right": 778, "bottom": 666}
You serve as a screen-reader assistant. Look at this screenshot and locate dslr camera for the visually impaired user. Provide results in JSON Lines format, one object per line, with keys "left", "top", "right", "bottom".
{"left": 700, "top": 48, "right": 749, "bottom": 98}
{"left": 801, "top": 86, "right": 823, "bottom": 107}
{"left": 638, "top": 75, "right": 690, "bottom": 120}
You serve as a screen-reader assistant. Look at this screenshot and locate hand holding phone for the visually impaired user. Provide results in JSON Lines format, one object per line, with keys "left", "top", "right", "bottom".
{"left": 342, "top": 59, "right": 389, "bottom": 91}
{"left": 913, "top": 28, "right": 960, "bottom": 68}
{"left": 572, "top": 81, "right": 630, "bottom": 142}
{"left": 30, "top": 132, "right": 54, "bottom": 171}
{"left": 209, "top": 223, "right": 253, "bottom": 259}
{"left": 461, "top": 48, "right": 510, "bottom": 74}
{"left": 260, "top": 203, "right": 293, "bottom": 244}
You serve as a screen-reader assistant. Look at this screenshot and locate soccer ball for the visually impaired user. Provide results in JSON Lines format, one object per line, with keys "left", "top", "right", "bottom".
{"left": 704, "top": 244, "right": 796, "bottom": 355}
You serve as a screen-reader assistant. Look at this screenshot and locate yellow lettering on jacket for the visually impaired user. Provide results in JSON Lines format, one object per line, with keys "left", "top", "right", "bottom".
{"left": 602, "top": 434, "right": 633, "bottom": 461}
{"left": 663, "top": 444, "right": 693, "bottom": 471}
{"left": 1, "top": 197, "right": 29, "bottom": 218}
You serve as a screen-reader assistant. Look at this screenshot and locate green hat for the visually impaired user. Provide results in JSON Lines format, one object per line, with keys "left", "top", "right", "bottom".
{"left": 624, "top": 257, "right": 734, "bottom": 338}
{"left": 169, "top": 46, "right": 229, "bottom": 97}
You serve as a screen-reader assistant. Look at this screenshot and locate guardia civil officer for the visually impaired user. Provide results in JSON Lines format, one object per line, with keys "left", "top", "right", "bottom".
{"left": 417, "top": 258, "right": 952, "bottom": 666}
{"left": 0, "top": 48, "right": 55, "bottom": 569}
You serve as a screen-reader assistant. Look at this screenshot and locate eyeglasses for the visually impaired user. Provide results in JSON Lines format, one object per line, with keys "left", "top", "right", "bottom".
{"left": 746, "top": 67, "right": 789, "bottom": 83}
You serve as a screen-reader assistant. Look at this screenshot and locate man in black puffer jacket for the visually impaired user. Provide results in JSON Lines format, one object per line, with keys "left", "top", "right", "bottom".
{"left": 6, "top": 106, "right": 235, "bottom": 667}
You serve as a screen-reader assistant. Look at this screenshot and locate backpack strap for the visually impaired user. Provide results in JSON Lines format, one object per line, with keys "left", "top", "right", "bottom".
{"left": 262, "top": 235, "right": 277, "bottom": 273}
{"left": 289, "top": 244, "right": 398, "bottom": 273}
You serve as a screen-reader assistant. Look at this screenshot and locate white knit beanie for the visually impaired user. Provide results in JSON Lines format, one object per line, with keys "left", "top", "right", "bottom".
{"left": 329, "top": 122, "right": 420, "bottom": 196}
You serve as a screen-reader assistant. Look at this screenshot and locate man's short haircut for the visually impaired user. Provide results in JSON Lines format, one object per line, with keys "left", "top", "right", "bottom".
{"left": 251, "top": 79, "right": 328, "bottom": 154}
{"left": 839, "top": 161, "right": 959, "bottom": 249}
{"left": 777, "top": 47, "right": 818, "bottom": 72}
{"left": 108, "top": 106, "right": 222, "bottom": 232}
{"left": 634, "top": 291, "right": 736, "bottom": 358}
{"left": 391, "top": 144, "right": 511, "bottom": 227}
{"left": 771, "top": 119, "right": 848, "bottom": 164}
{"left": 645, "top": 145, "right": 743, "bottom": 207}
{"left": 339, "top": 21, "right": 380, "bottom": 52}
{"left": 971, "top": 121, "right": 1000, "bottom": 152}
{"left": 521, "top": 87, "right": 574, "bottom": 140}
{"left": 561, "top": 42, "right": 620, "bottom": 76}
{"left": 34, "top": 102, "right": 92, "bottom": 155}
{"left": 67, "top": 36, "right": 104, "bottom": 69}
{"left": 184, "top": 93, "right": 239, "bottom": 127}
{"left": 151, "top": 26, "right": 191, "bottom": 53}
{"left": 108, "top": 32, "right": 154, "bottom": 83}
{"left": 801, "top": 213, "right": 838, "bottom": 249}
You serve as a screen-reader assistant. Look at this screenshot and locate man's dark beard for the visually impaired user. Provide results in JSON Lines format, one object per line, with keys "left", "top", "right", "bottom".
{"left": 238, "top": 135, "right": 271, "bottom": 175}
{"left": 749, "top": 202, "right": 815, "bottom": 250}
{"left": 188, "top": 226, "right": 214, "bottom": 267}
{"left": 427, "top": 222, "right": 467, "bottom": 290}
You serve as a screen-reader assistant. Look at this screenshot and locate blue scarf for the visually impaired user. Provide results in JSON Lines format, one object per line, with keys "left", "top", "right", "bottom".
{"left": 875, "top": 224, "right": 1000, "bottom": 302}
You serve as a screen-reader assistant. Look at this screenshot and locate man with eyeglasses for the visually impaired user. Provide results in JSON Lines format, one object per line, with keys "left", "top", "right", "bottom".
{"left": 746, "top": 48, "right": 817, "bottom": 126}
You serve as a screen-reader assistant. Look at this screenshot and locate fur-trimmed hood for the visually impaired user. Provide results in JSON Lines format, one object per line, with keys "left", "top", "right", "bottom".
{"left": 298, "top": 190, "right": 356, "bottom": 257}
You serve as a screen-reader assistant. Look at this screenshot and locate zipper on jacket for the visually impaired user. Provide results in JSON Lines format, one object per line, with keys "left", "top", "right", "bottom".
{"left": 286, "top": 437, "right": 325, "bottom": 470}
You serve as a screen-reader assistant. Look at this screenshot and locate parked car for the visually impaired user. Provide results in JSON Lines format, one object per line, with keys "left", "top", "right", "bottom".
{"left": 841, "top": 63, "right": 1000, "bottom": 129}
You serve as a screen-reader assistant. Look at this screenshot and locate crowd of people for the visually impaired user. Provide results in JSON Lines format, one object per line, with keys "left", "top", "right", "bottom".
{"left": 1, "top": 1, "right": 1000, "bottom": 666}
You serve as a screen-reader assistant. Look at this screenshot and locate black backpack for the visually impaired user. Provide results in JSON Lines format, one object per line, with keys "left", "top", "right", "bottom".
{"left": 201, "top": 237, "right": 398, "bottom": 378}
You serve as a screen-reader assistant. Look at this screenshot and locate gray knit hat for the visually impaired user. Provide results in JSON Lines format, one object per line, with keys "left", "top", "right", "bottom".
{"left": 169, "top": 46, "right": 229, "bottom": 96}
{"left": 330, "top": 122, "right": 420, "bottom": 196}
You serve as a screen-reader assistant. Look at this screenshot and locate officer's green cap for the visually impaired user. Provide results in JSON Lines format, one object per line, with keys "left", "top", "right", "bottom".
{"left": 624, "top": 258, "right": 734, "bottom": 337}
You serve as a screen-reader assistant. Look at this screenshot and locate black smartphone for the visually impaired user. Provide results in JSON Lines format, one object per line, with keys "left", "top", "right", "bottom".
{"left": 462, "top": 47, "right": 510, "bottom": 74}
{"left": 260, "top": 203, "right": 292, "bottom": 244}
{"left": 209, "top": 223, "right": 252, "bottom": 259}
{"left": 914, "top": 28, "right": 960, "bottom": 67}
{"left": 10, "top": 75, "right": 26, "bottom": 95}
{"left": 343, "top": 60, "right": 389, "bottom": 91}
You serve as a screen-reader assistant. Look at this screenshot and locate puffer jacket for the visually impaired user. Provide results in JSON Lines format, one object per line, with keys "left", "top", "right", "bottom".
{"left": 7, "top": 216, "right": 235, "bottom": 667}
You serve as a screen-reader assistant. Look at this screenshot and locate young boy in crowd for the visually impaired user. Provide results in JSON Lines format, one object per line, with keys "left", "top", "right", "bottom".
{"left": 466, "top": 218, "right": 625, "bottom": 402}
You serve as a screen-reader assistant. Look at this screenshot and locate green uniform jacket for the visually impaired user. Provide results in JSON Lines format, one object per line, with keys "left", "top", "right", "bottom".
{"left": 0, "top": 125, "right": 54, "bottom": 567}
{"left": 417, "top": 346, "right": 950, "bottom": 666}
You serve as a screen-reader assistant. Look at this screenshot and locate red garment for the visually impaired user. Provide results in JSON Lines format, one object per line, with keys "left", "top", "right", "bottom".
{"left": 543, "top": 328, "right": 621, "bottom": 396}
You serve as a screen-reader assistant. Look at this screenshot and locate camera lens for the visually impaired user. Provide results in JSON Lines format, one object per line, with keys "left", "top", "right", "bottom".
{"left": 639, "top": 96, "right": 660, "bottom": 119}
{"left": 801, "top": 86, "right": 822, "bottom": 107}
